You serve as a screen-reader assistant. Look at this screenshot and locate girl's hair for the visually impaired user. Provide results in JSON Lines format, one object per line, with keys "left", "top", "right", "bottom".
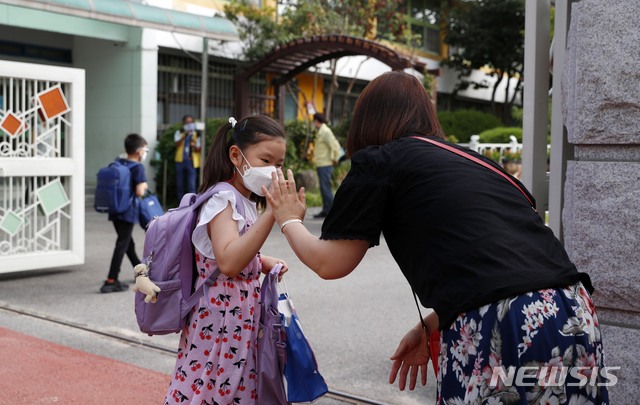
{"left": 199, "top": 114, "right": 285, "bottom": 201}
{"left": 346, "top": 71, "right": 443, "bottom": 158}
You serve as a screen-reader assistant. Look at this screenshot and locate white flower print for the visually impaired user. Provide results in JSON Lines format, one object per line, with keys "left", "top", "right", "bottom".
{"left": 538, "top": 388, "right": 561, "bottom": 405}
{"left": 484, "top": 396, "right": 503, "bottom": 405}
{"left": 560, "top": 285, "right": 600, "bottom": 345}
{"left": 450, "top": 318, "right": 482, "bottom": 370}
{"left": 496, "top": 296, "right": 518, "bottom": 322}
{"left": 518, "top": 298, "right": 559, "bottom": 357}
{"left": 445, "top": 397, "right": 467, "bottom": 405}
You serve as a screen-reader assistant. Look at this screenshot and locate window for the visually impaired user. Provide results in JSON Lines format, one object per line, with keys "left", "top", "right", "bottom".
{"left": 0, "top": 40, "right": 71, "bottom": 64}
{"left": 406, "top": 0, "right": 440, "bottom": 55}
{"left": 156, "top": 51, "right": 236, "bottom": 129}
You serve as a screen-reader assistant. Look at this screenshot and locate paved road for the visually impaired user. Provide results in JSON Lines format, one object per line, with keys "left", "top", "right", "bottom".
{"left": 0, "top": 205, "right": 437, "bottom": 404}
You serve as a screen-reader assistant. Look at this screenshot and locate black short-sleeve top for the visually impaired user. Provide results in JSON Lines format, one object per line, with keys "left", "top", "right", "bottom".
{"left": 320, "top": 136, "right": 592, "bottom": 330}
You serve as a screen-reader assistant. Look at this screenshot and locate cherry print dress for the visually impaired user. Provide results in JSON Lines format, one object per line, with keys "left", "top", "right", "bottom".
{"left": 165, "top": 188, "right": 262, "bottom": 404}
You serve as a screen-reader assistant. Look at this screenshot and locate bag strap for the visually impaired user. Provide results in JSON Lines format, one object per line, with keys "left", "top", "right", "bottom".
{"left": 182, "top": 182, "right": 248, "bottom": 318}
{"left": 409, "top": 136, "right": 536, "bottom": 211}
{"left": 412, "top": 289, "right": 430, "bottom": 346}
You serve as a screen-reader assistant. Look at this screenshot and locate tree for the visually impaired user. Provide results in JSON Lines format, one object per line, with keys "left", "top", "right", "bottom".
{"left": 224, "top": 0, "right": 409, "bottom": 120}
{"left": 444, "top": 0, "right": 525, "bottom": 122}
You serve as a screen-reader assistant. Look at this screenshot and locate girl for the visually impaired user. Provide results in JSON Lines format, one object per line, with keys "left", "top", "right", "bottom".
{"left": 163, "top": 115, "right": 288, "bottom": 404}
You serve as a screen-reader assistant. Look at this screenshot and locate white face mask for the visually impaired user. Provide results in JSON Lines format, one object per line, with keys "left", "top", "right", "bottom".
{"left": 236, "top": 151, "right": 276, "bottom": 197}
{"left": 139, "top": 148, "right": 149, "bottom": 162}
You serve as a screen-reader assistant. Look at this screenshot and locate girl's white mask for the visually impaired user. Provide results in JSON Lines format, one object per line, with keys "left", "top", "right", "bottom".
{"left": 236, "top": 151, "right": 276, "bottom": 196}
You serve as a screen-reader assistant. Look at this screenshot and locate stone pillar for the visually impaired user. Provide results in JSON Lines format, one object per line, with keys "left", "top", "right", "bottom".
{"left": 562, "top": 0, "right": 640, "bottom": 402}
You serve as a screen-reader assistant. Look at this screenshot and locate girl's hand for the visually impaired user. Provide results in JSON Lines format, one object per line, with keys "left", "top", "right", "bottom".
{"left": 263, "top": 168, "right": 306, "bottom": 226}
{"left": 389, "top": 324, "right": 430, "bottom": 391}
{"left": 261, "top": 255, "right": 288, "bottom": 281}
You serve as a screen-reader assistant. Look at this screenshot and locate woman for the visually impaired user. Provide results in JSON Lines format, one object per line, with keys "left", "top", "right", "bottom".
{"left": 264, "top": 71, "right": 608, "bottom": 404}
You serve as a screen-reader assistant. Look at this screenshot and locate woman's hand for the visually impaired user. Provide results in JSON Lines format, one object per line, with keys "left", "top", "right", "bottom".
{"left": 263, "top": 168, "right": 306, "bottom": 227}
{"left": 261, "top": 255, "right": 288, "bottom": 281}
{"left": 389, "top": 324, "right": 430, "bottom": 391}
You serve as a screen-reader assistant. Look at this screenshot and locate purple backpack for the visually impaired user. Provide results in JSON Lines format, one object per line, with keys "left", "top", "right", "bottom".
{"left": 134, "top": 182, "right": 245, "bottom": 336}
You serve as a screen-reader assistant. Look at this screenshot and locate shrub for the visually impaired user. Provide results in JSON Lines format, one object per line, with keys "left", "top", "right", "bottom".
{"left": 478, "top": 126, "right": 523, "bottom": 143}
{"left": 482, "top": 149, "right": 502, "bottom": 163}
{"left": 437, "top": 109, "right": 502, "bottom": 143}
{"left": 502, "top": 149, "right": 522, "bottom": 163}
{"left": 284, "top": 119, "right": 315, "bottom": 172}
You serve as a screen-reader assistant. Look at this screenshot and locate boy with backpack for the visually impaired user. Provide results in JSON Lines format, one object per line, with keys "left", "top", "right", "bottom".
{"left": 99, "top": 133, "right": 149, "bottom": 293}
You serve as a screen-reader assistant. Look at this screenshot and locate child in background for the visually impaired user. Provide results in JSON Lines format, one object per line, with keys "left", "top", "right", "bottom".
{"left": 100, "top": 133, "right": 148, "bottom": 293}
{"left": 160, "top": 115, "right": 289, "bottom": 404}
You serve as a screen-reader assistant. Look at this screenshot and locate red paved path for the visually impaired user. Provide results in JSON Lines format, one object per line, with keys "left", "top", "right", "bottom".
{"left": 0, "top": 327, "right": 170, "bottom": 404}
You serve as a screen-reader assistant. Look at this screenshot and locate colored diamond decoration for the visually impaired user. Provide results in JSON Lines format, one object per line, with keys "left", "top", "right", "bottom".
{"left": 0, "top": 211, "right": 24, "bottom": 236}
{"left": 36, "top": 85, "right": 70, "bottom": 121}
{"left": 36, "top": 179, "right": 70, "bottom": 216}
{"left": 0, "top": 111, "right": 25, "bottom": 137}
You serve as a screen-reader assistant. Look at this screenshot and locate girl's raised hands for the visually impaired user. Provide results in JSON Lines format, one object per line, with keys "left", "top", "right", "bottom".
{"left": 263, "top": 168, "right": 306, "bottom": 226}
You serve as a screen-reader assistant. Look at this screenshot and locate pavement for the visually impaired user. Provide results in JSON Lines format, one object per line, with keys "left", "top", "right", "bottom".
{"left": 0, "top": 203, "right": 437, "bottom": 405}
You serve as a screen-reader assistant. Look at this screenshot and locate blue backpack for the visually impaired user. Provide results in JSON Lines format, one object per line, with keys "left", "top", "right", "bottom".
{"left": 95, "top": 160, "right": 140, "bottom": 214}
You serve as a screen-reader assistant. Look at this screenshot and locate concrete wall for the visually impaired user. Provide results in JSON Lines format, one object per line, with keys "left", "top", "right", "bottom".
{"left": 562, "top": 0, "right": 640, "bottom": 402}
{"left": 74, "top": 29, "right": 159, "bottom": 190}
{"left": 0, "top": 7, "right": 160, "bottom": 191}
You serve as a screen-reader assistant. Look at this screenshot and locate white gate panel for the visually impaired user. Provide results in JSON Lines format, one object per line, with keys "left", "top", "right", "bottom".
{"left": 0, "top": 61, "right": 84, "bottom": 274}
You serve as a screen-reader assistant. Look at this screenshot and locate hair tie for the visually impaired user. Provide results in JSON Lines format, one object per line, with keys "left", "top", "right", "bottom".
{"left": 229, "top": 117, "right": 237, "bottom": 128}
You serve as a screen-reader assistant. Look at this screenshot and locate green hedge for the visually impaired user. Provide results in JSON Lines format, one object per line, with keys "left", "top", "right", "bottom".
{"left": 437, "top": 109, "right": 502, "bottom": 143}
{"left": 478, "top": 126, "right": 523, "bottom": 143}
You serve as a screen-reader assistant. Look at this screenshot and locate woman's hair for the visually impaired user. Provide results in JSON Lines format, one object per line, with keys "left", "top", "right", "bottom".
{"left": 199, "top": 114, "right": 285, "bottom": 198}
{"left": 346, "top": 71, "right": 443, "bottom": 157}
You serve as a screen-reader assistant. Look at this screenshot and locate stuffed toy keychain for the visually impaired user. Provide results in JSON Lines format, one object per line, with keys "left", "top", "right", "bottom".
{"left": 132, "top": 263, "right": 161, "bottom": 303}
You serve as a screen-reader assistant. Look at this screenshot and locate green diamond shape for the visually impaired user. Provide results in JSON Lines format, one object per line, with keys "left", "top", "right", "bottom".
{"left": 0, "top": 211, "right": 23, "bottom": 236}
{"left": 36, "top": 179, "right": 70, "bottom": 216}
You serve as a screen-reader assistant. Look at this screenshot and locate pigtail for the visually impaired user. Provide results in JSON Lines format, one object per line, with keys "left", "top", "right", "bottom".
{"left": 199, "top": 123, "right": 235, "bottom": 193}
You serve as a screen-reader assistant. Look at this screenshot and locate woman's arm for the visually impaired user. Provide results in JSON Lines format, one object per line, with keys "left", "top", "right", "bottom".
{"left": 209, "top": 203, "right": 276, "bottom": 278}
{"left": 281, "top": 221, "right": 369, "bottom": 279}
{"left": 265, "top": 168, "right": 369, "bottom": 279}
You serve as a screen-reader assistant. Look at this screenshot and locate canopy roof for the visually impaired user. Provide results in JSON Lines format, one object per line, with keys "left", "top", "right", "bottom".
{"left": 235, "top": 35, "right": 439, "bottom": 118}
{"left": 237, "top": 34, "right": 438, "bottom": 86}
{"left": 4, "top": 0, "right": 237, "bottom": 40}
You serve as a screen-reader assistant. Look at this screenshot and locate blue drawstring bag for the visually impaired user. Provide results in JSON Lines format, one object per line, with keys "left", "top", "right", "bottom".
{"left": 139, "top": 192, "right": 164, "bottom": 230}
{"left": 278, "top": 284, "right": 329, "bottom": 403}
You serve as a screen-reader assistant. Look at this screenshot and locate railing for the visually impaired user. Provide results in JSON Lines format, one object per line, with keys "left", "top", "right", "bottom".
{"left": 459, "top": 135, "right": 522, "bottom": 158}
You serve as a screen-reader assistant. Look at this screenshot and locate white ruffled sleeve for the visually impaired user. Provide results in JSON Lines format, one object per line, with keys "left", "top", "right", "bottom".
{"left": 192, "top": 190, "right": 250, "bottom": 259}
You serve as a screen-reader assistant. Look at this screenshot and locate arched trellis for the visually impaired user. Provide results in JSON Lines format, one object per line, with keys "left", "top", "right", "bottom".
{"left": 234, "top": 35, "right": 440, "bottom": 121}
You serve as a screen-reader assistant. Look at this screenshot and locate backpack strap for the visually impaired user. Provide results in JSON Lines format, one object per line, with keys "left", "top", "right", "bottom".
{"left": 182, "top": 182, "right": 249, "bottom": 318}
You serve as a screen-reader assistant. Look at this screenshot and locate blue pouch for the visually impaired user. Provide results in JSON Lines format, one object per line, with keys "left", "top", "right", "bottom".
{"left": 139, "top": 192, "right": 164, "bottom": 230}
{"left": 279, "top": 286, "right": 329, "bottom": 403}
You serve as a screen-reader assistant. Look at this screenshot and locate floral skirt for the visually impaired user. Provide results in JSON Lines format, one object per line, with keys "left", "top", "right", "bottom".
{"left": 436, "top": 282, "right": 610, "bottom": 404}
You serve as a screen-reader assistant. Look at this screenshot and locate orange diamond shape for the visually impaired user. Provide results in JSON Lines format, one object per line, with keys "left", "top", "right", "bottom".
{"left": 37, "top": 85, "right": 70, "bottom": 121}
{"left": 0, "top": 112, "right": 24, "bottom": 136}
